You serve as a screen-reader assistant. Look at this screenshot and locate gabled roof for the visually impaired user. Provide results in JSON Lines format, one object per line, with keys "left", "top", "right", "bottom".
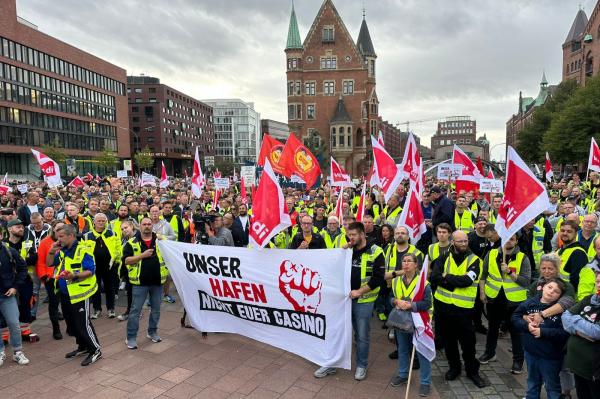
{"left": 286, "top": 4, "right": 303, "bottom": 50}
{"left": 356, "top": 18, "right": 376, "bottom": 57}
{"left": 564, "top": 8, "right": 588, "bottom": 45}
{"left": 330, "top": 97, "right": 352, "bottom": 124}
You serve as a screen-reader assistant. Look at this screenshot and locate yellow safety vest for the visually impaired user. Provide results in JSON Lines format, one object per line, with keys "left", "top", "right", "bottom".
{"left": 382, "top": 205, "right": 402, "bottom": 226}
{"left": 579, "top": 231, "right": 598, "bottom": 262}
{"left": 83, "top": 228, "right": 122, "bottom": 266}
{"left": 392, "top": 273, "right": 428, "bottom": 302}
{"left": 55, "top": 243, "right": 98, "bottom": 304}
{"left": 291, "top": 225, "right": 320, "bottom": 238}
{"left": 372, "top": 204, "right": 380, "bottom": 222}
{"left": 558, "top": 245, "right": 587, "bottom": 282}
{"left": 454, "top": 210, "right": 474, "bottom": 232}
{"left": 577, "top": 264, "right": 599, "bottom": 301}
{"left": 358, "top": 245, "right": 384, "bottom": 303}
{"left": 428, "top": 242, "right": 450, "bottom": 262}
{"left": 530, "top": 218, "right": 546, "bottom": 267}
{"left": 489, "top": 211, "right": 497, "bottom": 225}
{"left": 274, "top": 230, "right": 290, "bottom": 249}
{"left": 161, "top": 214, "right": 181, "bottom": 240}
{"left": 321, "top": 229, "right": 347, "bottom": 249}
{"left": 484, "top": 249, "right": 527, "bottom": 302}
{"left": 556, "top": 216, "right": 584, "bottom": 231}
{"left": 434, "top": 254, "right": 480, "bottom": 308}
{"left": 385, "top": 244, "right": 423, "bottom": 273}
{"left": 126, "top": 238, "right": 168, "bottom": 285}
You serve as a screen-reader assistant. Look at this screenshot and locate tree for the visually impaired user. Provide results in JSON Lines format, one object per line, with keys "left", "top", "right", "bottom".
{"left": 95, "top": 147, "right": 119, "bottom": 170}
{"left": 134, "top": 146, "right": 154, "bottom": 171}
{"left": 303, "top": 130, "right": 328, "bottom": 172}
{"left": 41, "top": 137, "right": 67, "bottom": 164}
{"left": 213, "top": 158, "right": 235, "bottom": 177}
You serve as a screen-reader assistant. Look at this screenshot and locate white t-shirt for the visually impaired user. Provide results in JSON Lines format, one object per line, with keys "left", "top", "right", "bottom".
{"left": 238, "top": 215, "right": 249, "bottom": 229}
{"left": 27, "top": 204, "right": 38, "bottom": 215}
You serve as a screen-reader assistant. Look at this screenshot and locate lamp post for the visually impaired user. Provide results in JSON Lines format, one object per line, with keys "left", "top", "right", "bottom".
{"left": 490, "top": 142, "right": 506, "bottom": 162}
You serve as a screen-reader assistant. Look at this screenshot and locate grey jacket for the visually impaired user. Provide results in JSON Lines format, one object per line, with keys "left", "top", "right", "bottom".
{"left": 208, "top": 227, "right": 234, "bottom": 247}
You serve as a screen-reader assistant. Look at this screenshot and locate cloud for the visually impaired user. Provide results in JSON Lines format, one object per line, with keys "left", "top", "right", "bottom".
{"left": 15, "top": 0, "right": 594, "bottom": 160}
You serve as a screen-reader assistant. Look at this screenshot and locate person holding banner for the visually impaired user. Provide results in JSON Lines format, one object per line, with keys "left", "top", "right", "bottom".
{"left": 389, "top": 252, "right": 432, "bottom": 397}
{"left": 314, "top": 222, "right": 385, "bottom": 381}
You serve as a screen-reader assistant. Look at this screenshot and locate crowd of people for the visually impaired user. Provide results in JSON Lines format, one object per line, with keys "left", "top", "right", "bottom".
{"left": 0, "top": 170, "right": 598, "bottom": 399}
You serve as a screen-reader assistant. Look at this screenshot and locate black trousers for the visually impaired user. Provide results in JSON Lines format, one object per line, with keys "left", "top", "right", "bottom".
{"left": 484, "top": 293, "right": 523, "bottom": 363}
{"left": 437, "top": 307, "right": 480, "bottom": 376}
{"left": 92, "top": 266, "right": 116, "bottom": 311}
{"left": 17, "top": 275, "right": 33, "bottom": 324}
{"left": 473, "top": 286, "right": 485, "bottom": 327}
{"left": 574, "top": 374, "right": 600, "bottom": 399}
{"left": 60, "top": 295, "right": 101, "bottom": 353}
{"left": 43, "top": 278, "right": 60, "bottom": 324}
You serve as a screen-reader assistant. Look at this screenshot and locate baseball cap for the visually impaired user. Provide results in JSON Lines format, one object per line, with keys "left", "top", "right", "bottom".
{"left": 430, "top": 186, "right": 442, "bottom": 194}
{"left": 7, "top": 219, "right": 23, "bottom": 228}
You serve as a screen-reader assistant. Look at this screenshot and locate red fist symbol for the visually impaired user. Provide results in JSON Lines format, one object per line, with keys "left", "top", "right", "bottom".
{"left": 279, "top": 260, "right": 322, "bottom": 313}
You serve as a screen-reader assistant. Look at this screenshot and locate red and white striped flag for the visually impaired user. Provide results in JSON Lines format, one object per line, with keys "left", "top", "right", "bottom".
{"left": 397, "top": 186, "right": 427, "bottom": 243}
{"left": 371, "top": 135, "right": 402, "bottom": 201}
{"left": 68, "top": 175, "right": 85, "bottom": 188}
{"left": 588, "top": 137, "right": 600, "bottom": 173}
{"left": 159, "top": 161, "right": 169, "bottom": 189}
{"left": 355, "top": 182, "right": 367, "bottom": 222}
{"left": 334, "top": 190, "right": 344, "bottom": 222}
{"left": 411, "top": 257, "right": 435, "bottom": 362}
{"left": 191, "top": 147, "right": 205, "bottom": 198}
{"left": 31, "top": 149, "right": 62, "bottom": 188}
{"left": 545, "top": 152, "right": 553, "bottom": 182}
{"left": 213, "top": 189, "right": 221, "bottom": 211}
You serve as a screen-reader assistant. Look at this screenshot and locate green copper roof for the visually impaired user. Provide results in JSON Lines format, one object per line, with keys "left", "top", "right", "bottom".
{"left": 541, "top": 71, "right": 548, "bottom": 86}
{"left": 521, "top": 97, "right": 535, "bottom": 113}
{"left": 286, "top": 5, "right": 303, "bottom": 50}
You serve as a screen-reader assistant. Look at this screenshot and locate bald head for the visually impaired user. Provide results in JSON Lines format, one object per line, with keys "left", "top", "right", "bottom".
{"left": 452, "top": 230, "right": 469, "bottom": 253}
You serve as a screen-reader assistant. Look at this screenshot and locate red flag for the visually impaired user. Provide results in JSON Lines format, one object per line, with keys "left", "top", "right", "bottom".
{"left": 330, "top": 157, "right": 353, "bottom": 187}
{"left": 367, "top": 165, "right": 380, "bottom": 188}
{"left": 86, "top": 172, "right": 94, "bottom": 181}
{"left": 487, "top": 168, "right": 495, "bottom": 179}
{"left": 371, "top": 135, "right": 401, "bottom": 201}
{"left": 411, "top": 257, "right": 436, "bottom": 362}
{"left": 251, "top": 184, "right": 256, "bottom": 202}
{"left": 453, "top": 145, "right": 482, "bottom": 194}
{"left": 545, "top": 152, "right": 553, "bottom": 182}
{"left": 279, "top": 134, "right": 321, "bottom": 188}
{"left": 334, "top": 189, "right": 344, "bottom": 221}
{"left": 184, "top": 169, "right": 189, "bottom": 179}
{"left": 476, "top": 156, "right": 485, "bottom": 176}
{"left": 258, "top": 134, "right": 287, "bottom": 175}
{"left": 399, "top": 133, "right": 424, "bottom": 198}
{"left": 1, "top": 172, "right": 7, "bottom": 185}
{"left": 249, "top": 160, "right": 292, "bottom": 248}
{"left": 397, "top": 186, "right": 427, "bottom": 243}
{"left": 355, "top": 182, "right": 367, "bottom": 222}
{"left": 191, "top": 147, "right": 205, "bottom": 198}
{"left": 496, "top": 146, "right": 550, "bottom": 246}
{"left": 31, "top": 149, "right": 62, "bottom": 188}
{"left": 213, "top": 189, "right": 221, "bottom": 210}
{"left": 377, "top": 130, "right": 385, "bottom": 147}
{"left": 68, "top": 175, "right": 85, "bottom": 188}
{"left": 588, "top": 137, "right": 600, "bottom": 173}
{"left": 0, "top": 185, "right": 11, "bottom": 195}
{"left": 159, "top": 161, "right": 169, "bottom": 189}
{"left": 240, "top": 177, "right": 248, "bottom": 205}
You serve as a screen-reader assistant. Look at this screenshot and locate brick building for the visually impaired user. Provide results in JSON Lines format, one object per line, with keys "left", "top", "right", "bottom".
{"left": 0, "top": 0, "right": 129, "bottom": 177}
{"left": 430, "top": 116, "right": 490, "bottom": 161}
{"left": 562, "top": 4, "right": 600, "bottom": 86}
{"left": 127, "top": 76, "right": 214, "bottom": 176}
{"left": 285, "top": 0, "right": 379, "bottom": 177}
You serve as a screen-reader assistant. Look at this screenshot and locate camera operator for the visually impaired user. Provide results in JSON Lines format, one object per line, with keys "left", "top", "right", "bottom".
{"left": 206, "top": 214, "right": 234, "bottom": 247}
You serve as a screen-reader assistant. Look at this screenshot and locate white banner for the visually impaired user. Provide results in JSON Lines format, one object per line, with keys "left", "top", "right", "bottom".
{"left": 479, "top": 178, "right": 504, "bottom": 193}
{"left": 437, "top": 163, "right": 463, "bottom": 180}
{"left": 214, "top": 177, "right": 230, "bottom": 189}
{"left": 141, "top": 171, "right": 156, "bottom": 186}
{"left": 240, "top": 166, "right": 256, "bottom": 186}
{"left": 158, "top": 241, "right": 352, "bottom": 369}
{"left": 16, "top": 183, "right": 28, "bottom": 194}
{"left": 116, "top": 170, "right": 128, "bottom": 178}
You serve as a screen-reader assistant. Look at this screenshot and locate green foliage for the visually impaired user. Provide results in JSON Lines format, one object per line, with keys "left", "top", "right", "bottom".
{"left": 213, "top": 158, "right": 235, "bottom": 176}
{"left": 134, "top": 146, "right": 155, "bottom": 170}
{"left": 95, "top": 147, "right": 119, "bottom": 169}
{"left": 41, "top": 137, "right": 67, "bottom": 164}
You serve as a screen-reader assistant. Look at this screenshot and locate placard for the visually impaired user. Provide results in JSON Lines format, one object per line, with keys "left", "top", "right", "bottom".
{"left": 437, "top": 164, "right": 463, "bottom": 180}
{"left": 123, "top": 160, "right": 132, "bottom": 171}
{"left": 16, "top": 184, "right": 28, "bottom": 194}
{"left": 479, "top": 178, "right": 504, "bottom": 193}
{"left": 291, "top": 174, "right": 306, "bottom": 184}
{"left": 240, "top": 166, "right": 256, "bottom": 186}
{"left": 116, "top": 170, "right": 128, "bottom": 178}
{"left": 214, "top": 177, "right": 230, "bottom": 189}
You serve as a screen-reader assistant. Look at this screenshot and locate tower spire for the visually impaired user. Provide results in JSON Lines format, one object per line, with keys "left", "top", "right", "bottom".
{"left": 286, "top": 1, "right": 303, "bottom": 50}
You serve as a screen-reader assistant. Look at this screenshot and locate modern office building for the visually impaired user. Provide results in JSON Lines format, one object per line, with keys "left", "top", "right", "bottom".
{"left": 261, "top": 119, "right": 290, "bottom": 142}
{"left": 202, "top": 99, "right": 260, "bottom": 166}
{"left": 127, "top": 75, "right": 214, "bottom": 176}
{"left": 430, "top": 116, "right": 490, "bottom": 161}
{"left": 0, "top": 0, "right": 129, "bottom": 176}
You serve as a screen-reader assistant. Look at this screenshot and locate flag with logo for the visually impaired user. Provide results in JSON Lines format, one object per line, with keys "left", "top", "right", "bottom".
{"left": 160, "top": 161, "right": 169, "bottom": 189}
{"left": 452, "top": 145, "right": 483, "bottom": 194}
{"left": 31, "top": 149, "right": 62, "bottom": 188}
{"left": 280, "top": 134, "right": 321, "bottom": 188}
{"left": 396, "top": 186, "right": 426, "bottom": 243}
{"left": 545, "top": 152, "right": 553, "bottom": 182}
{"left": 68, "top": 175, "right": 85, "bottom": 188}
{"left": 258, "top": 134, "right": 287, "bottom": 175}
{"left": 588, "top": 137, "right": 600, "bottom": 173}
{"left": 371, "top": 135, "right": 402, "bottom": 202}
{"left": 411, "top": 257, "right": 435, "bottom": 362}
{"left": 330, "top": 157, "right": 353, "bottom": 187}
{"left": 377, "top": 130, "right": 385, "bottom": 147}
{"left": 496, "top": 146, "right": 550, "bottom": 247}
{"left": 399, "top": 132, "right": 424, "bottom": 198}
{"left": 191, "top": 147, "right": 205, "bottom": 198}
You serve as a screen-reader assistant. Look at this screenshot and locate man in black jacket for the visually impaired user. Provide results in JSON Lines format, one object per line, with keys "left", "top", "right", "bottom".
{"left": 289, "top": 215, "right": 326, "bottom": 249}
{"left": 231, "top": 204, "right": 250, "bottom": 247}
{"left": 17, "top": 191, "right": 43, "bottom": 226}
{"left": 430, "top": 186, "right": 455, "bottom": 230}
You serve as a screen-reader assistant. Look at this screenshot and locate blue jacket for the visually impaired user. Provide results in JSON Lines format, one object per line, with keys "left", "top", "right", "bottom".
{"left": 0, "top": 243, "right": 28, "bottom": 293}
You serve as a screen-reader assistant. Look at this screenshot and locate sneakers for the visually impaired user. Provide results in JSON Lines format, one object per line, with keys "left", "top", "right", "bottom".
{"left": 511, "top": 361, "right": 523, "bottom": 374}
{"left": 313, "top": 366, "right": 337, "bottom": 378}
{"left": 126, "top": 338, "right": 138, "bottom": 349}
{"left": 107, "top": 310, "right": 116, "bottom": 319}
{"left": 419, "top": 384, "right": 431, "bottom": 397}
{"left": 163, "top": 295, "right": 176, "bottom": 304}
{"left": 388, "top": 329, "right": 395, "bottom": 341}
{"left": 478, "top": 352, "right": 497, "bottom": 364}
{"left": 66, "top": 347, "right": 88, "bottom": 358}
{"left": 81, "top": 349, "right": 101, "bottom": 366}
{"left": 390, "top": 375, "right": 408, "bottom": 386}
{"left": 0, "top": 351, "right": 5, "bottom": 366}
{"left": 354, "top": 367, "right": 367, "bottom": 381}
{"left": 146, "top": 333, "right": 162, "bottom": 343}
{"left": 117, "top": 313, "right": 129, "bottom": 321}
{"left": 91, "top": 310, "right": 101, "bottom": 319}
{"left": 13, "top": 351, "right": 29, "bottom": 365}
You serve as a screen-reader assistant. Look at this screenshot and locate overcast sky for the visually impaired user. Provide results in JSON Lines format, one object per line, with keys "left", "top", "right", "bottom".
{"left": 15, "top": 0, "right": 594, "bottom": 160}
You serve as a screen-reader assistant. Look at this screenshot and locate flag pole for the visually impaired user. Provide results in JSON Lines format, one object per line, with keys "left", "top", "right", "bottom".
{"left": 404, "top": 345, "right": 417, "bottom": 399}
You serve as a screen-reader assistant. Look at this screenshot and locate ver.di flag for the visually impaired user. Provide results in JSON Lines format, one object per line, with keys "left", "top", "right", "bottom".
{"left": 330, "top": 157, "right": 353, "bottom": 187}
{"left": 31, "top": 149, "right": 62, "bottom": 188}
{"left": 191, "top": 146, "right": 205, "bottom": 198}
{"left": 158, "top": 241, "right": 353, "bottom": 368}
{"left": 452, "top": 145, "right": 483, "bottom": 194}
{"left": 159, "top": 161, "right": 169, "bottom": 189}
{"left": 68, "top": 175, "right": 85, "bottom": 188}
{"left": 496, "top": 146, "right": 550, "bottom": 247}
{"left": 371, "top": 135, "right": 402, "bottom": 201}
{"left": 411, "top": 257, "right": 435, "bottom": 362}
{"left": 588, "top": 137, "right": 600, "bottom": 173}
{"left": 396, "top": 186, "right": 426, "bottom": 243}
{"left": 545, "top": 152, "right": 553, "bottom": 182}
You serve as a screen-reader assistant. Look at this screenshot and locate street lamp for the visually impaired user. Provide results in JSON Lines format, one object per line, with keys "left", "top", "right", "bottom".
{"left": 490, "top": 142, "right": 506, "bottom": 161}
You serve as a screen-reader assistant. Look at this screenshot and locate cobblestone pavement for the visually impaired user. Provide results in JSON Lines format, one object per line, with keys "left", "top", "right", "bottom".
{"left": 0, "top": 291, "right": 527, "bottom": 399}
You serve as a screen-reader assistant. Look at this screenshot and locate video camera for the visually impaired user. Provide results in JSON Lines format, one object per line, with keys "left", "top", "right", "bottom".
{"left": 192, "top": 213, "right": 215, "bottom": 245}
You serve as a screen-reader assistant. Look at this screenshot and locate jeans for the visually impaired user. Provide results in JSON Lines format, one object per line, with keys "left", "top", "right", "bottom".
{"left": 127, "top": 285, "right": 162, "bottom": 339}
{"left": 485, "top": 294, "right": 523, "bottom": 363}
{"left": 396, "top": 330, "right": 431, "bottom": 386}
{"left": 92, "top": 266, "right": 116, "bottom": 311}
{"left": 30, "top": 273, "right": 42, "bottom": 317}
{"left": 525, "top": 351, "right": 562, "bottom": 399}
{"left": 0, "top": 296, "right": 23, "bottom": 352}
{"left": 352, "top": 299, "right": 374, "bottom": 369}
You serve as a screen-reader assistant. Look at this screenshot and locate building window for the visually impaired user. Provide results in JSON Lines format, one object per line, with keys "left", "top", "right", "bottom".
{"left": 331, "top": 127, "right": 337, "bottom": 147}
{"left": 305, "top": 81, "right": 316, "bottom": 96}
{"left": 320, "top": 57, "right": 337, "bottom": 70}
{"left": 322, "top": 26, "right": 334, "bottom": 42}
{"left": 342, "top": 80, "right": 354, "bottom": 95}
{"left": 465, "top": 139, "right": 471, "bottom": 144}
{"left": 368, "top": 60, "right": 376, "bottom": 77}
{"left": 339, "top": 126, "right": 345, "bottom": 146}
{"left": 295, "top": 81, "right": 301, "bottom": 96}
{"left": 370, "top": 120, "right": 377, "bottom": 136}
{"left": 287, "top": 81, "right": 294, "bottom": 96}
{"left": 134, "top": 88, "right": 142, "bottom": 93}
{"left": 307, "top": 104, "right": 315, "bottom": 120}
{"left": 287, "top": 58, "right": 299, "bottom": 70}
{"left": 296, "top": 104, "right": 302, "bottom": 120}
{"left": 149, "top": 87, "right": 156, "bottom": 93}
{"left": 131, "top": 106, "right": 139, "bottom": 113}
{"left": 324, "top": 81, "right": 335, "bottom": 96}
{"left": 288, "top": 104, "right": 295, "bottom": 120}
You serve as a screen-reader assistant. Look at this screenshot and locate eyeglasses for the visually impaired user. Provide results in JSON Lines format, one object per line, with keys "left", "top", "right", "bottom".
{"left": 301, "top": 222, "right": 312, "bottom": 225}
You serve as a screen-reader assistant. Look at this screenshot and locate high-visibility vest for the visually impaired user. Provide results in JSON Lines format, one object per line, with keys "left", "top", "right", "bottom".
{"left": 558, "top": 245, "right": 587, "bottom": 281}
{"left": 434, "top": 253, "right": 480, "bottom": 308}
{"left": 484, "top": 249, "right": 527, "bottom": 302}
{"left": 392, "top": 273, "right": 429, "bottom": 302}
{"left": 358, "top": 245, "right": 384, "bottom": 303}
{"left": 126, "top": 237, "right": 168, "bottom": 285}
{"left": 321, "top": 229, "right": 347, "bottom": 249}
{"left": 382, "top": 205, "right": 402, "bottom": 226}
{"left": 577, "top": 262, "right": 600, "bottom": 301}
{"left": 17, "top": 239, "right": 35, "bottom": 275}
{"left": 454, "top": 210, "right": 474, "bottom": 232}
{"left": 385, "top": 244, "right": 423, "bottom": 273}
{"left": 531, "top": 218, "right": 546, "bottom": 267}
{"left": 372, "top": 204, "right": 380, "bottom": 221}
{"left": 55, "top": 243, "right": 97, "bottom": 304}
{"left": 578, "top": 231, "right": 598, "bottom": 261}
{"left": 162, "top": 214, "right": 183, "bottom": 241}
{"left": 428, "top": 242, "right": 449, "bottom": 262}
{"left": 291, "top": 225, "right": 320, "bottom": 238}
{"left": 489, "top": 211, "right": 497, "bottom": 225}
{"left": 65, "top": 215, "right": 89, "bottom": 234}
{"left": 274, "top": 230, "right": 290, "bottom": 249}
{"left": 556, "top": 215, "right": 584, "bottom": 231}
{"left": 83, "top": 228, "right": 122, "bottom": 267}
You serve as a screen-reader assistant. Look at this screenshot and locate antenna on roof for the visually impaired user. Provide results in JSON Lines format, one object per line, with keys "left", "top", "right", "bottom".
{"left": 362, "top": 0, "right": 366, "bottom": 19}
